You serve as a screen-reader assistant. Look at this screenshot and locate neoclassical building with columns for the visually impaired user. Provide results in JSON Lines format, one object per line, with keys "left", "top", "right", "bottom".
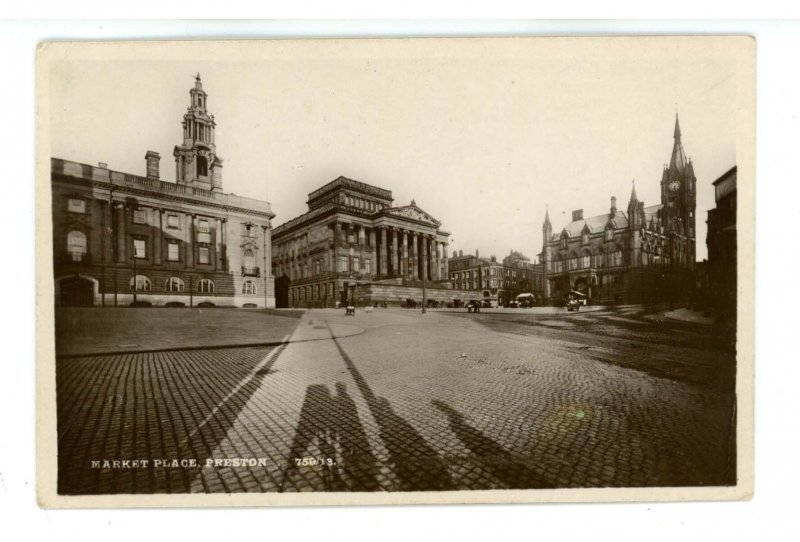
{"left": 272, "top": 177, "right": 478, "bottom": 308}
{"left": 51, "top": 75, "right": 276, "bottom": 308}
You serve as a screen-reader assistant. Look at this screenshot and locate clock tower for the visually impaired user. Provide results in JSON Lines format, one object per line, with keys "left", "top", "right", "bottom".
{"left": 173, "top": 74, "right": 224, "bottom": 192}
{"left": 658, "top": 113, "right": 697, "bottom": 268}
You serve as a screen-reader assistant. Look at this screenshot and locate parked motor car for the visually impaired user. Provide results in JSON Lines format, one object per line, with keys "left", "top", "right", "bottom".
{"left": 567, "top": 299, "right": 580, "bottom": 312}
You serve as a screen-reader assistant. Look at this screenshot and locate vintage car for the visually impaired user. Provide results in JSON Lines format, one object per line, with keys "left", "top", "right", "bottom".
{"left": 566, "top": 299, "right": 581, "bottom": 312}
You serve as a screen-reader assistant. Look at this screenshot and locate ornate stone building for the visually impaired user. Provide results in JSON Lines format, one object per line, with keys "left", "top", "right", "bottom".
{"left": 448, "top": 250, "right": 543, "bottom": 307}
{"left": 541, "top": 115, "right": 697, "bottom": 304}
{"left": 51, "top": 76, "right": 276, "bottom": 308}
{"left": 272, "top": 177, "right": 479, "bottom": 307}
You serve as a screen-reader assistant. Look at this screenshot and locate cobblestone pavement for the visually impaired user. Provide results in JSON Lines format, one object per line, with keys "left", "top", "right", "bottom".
{"left": 55, "top": 306, "right": 736, "bottom": 494}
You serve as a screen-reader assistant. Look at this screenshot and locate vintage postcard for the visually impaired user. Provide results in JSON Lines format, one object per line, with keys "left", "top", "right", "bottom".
{"left": 36, "top": 36, "right": 754, "bottom": 507}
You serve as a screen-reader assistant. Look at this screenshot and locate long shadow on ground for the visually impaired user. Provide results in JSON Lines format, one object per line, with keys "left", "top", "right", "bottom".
{"left": 432, "top": 400, "right": 555, "bottom": 489}
{"left": 327, "top": 323, "right": 454, "bottom": 491}
{"left": 279, "top": 382, "right": 382, "bottom": 492}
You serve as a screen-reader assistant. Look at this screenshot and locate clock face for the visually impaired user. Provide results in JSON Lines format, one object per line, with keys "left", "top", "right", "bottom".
{"left": 669, "top": 180, "right": 681, "bottom": 192}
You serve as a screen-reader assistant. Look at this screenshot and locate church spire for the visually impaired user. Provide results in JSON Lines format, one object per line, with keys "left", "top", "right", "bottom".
{"left": 668, "top": 113, "right": 687, "bottom": 172}
{"left": 629, "top": 179, "right": 638, "bottom": 204}
{"left": 543, "top": 204, "right": 552, "bottom": 230}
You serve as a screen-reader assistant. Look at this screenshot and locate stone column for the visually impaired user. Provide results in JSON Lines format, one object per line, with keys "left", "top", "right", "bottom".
{"left": 220, "top": 219, "right": 227, "bottom": 271}
{"left": 442, "top": 243, "right": 450, "bottom": 280}
{"left": 115, "top": 203, "right": 126, "bottom": 264}
{"left": 380, "top": 227, "right": 388, "bottom": 277}
{"left": 411, "top": 233, "right": 418, "bottom": 279}
{"left": 334, "top": 221, "right": 341, "bottom": 273}
{"left": 215, "top": 218, "right": 223, "bottom": 271}
{"left": 369, "top": 228, "right": 377, "bottom": 278}
{"left": 264, "top": 222, "right": 272, "bottom": 279}
{"left": 390, "top": 228, "right": 398, "bottom": 277}
{"left": 431, "top": 239, "right": 439, "bottom": 280}
{"left": 185, "top": 214, "right": 194, "bottom": 268}
{"left": 358, "top": 225, "right": 365, "bottom": 276}
{"left": 401, "top": 231, "right": 409, "bottom": 278}
{"left": 153, "top": 209, "right": 162, "bottom": 265}
{"left": 422, "top": 236, "right": 429, "bottom": 280}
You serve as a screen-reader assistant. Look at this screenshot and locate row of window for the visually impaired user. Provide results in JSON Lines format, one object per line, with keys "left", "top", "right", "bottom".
{"left": 128, "top": 275, "right": 258, "bottom": 295}
{"left": 66, "top": 231, "right": 224, "bottom": 264}
{"left": 66, "top": 199, "right": 259, "bottom": 240}
{"left": 291, "top": 283, "right": 337, "bottom": 302}
{"left": 549, "top": 250, "right": 624, "bottom": 272}
{"left": 559, "top": 228, "right": 618, "bottom": 249}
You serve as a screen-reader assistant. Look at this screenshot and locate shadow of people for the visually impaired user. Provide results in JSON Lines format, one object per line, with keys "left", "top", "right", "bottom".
{"left": 432, "top": 399, "right": 555, "bottom": 489}
{"left": 331, "top": 382, "right": 381, "bottom": 490}
{"left": 327, "top": 324, "right": 453, "bottom": 491}
{"left": 280, "top": 383, "right": 381, "bottom": 492}
{"left": 372, "top": 396, "right": 453, "bottom": 491}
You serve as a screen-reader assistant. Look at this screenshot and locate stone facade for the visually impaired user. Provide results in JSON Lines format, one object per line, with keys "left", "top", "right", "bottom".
{"left": 540, "top": 115, "right": 697, "bottom": 304}
{"left": 448, "top": 250, "right": 544, "bottom": 307}
{"left": 272, "top": 178, "right": 479, "bottom": 308}
{"left": 52, "top": 77, "right": 276, "bottom": 308}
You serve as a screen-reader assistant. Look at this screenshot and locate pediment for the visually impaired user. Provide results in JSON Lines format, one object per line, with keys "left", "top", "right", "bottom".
{"left": 384, "top": 205, "right": 440, "bottom": 226}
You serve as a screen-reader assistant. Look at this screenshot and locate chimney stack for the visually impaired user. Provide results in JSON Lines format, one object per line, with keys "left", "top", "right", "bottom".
{"left": 610, "top": 196, "right": 617, "bottom": 216}
{"left": 572, "top": 209, "right": 584, "bottom": 222}
{"left": 145, "top": 150, "right": 161, "bottom": 180}
{"left": 476, "top": 249, "right": 480, "bottom": 259}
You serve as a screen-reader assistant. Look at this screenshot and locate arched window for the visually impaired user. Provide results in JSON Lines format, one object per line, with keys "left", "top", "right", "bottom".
{"left": 130, "top": 275, "right": 151, "bottom": 292}
{"left": 165, "top": 277, "right": 185, "bottom": 292}
{"left": 581, "top": 251, "right": 591, "bottom": 269}
{"left": 612, "top": 248, "right": 623, "bottom": 267}
{"left": 67, "top": 231, "right": 87, "bottom": 262}
{"left": 197, "top": 155, "right": 208, "bottom": 177}
{"left": 569, "top": 253, "right": 578, "bottom": 270}
{"left": 596, "top": 248, "right": 604, "bottom": 268}
{"left": 242, "top": 280, "right": 257, "bottom": 295}
{"left": 197, "top": 278, "right": 215, "bottom": 294}
{"left": 604, "top": 225, "right": 614, "bottom": 241}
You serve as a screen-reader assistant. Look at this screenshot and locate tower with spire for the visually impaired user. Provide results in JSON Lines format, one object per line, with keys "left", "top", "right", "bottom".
{"left": 537, "top": 114, "right": 698, "bottom": 305}
{"left": 173, "top": 74, "right": 224, "bottom": 192}
{"left": 659, "top": 113, "right": 697, "bottom": 268}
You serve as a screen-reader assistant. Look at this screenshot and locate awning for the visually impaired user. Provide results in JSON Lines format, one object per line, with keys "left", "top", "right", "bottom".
{"left": 516, "top": 293, "right": 535, "bottom": 299}
{"left": 570, "top": 290, "right": 587, "bottom": 297}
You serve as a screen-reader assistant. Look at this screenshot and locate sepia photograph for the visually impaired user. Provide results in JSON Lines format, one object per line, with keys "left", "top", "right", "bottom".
{"left": 36, "top": 36, "right": 754, "bottom": 506}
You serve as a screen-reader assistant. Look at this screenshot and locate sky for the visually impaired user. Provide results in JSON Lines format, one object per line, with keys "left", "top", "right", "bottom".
{"left": 46, "top": 37, "right": 751, "bottom": 262}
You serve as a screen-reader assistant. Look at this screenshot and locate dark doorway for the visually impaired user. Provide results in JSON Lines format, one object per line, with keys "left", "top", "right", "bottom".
{"left": 275, "top": 275, "right": 290, "bottom": 308}
{"left": 60, "top": 276, "right": 94, "bottom": 307}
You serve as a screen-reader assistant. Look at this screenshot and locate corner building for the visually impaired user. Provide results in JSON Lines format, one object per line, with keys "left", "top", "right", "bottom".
{"left": 448, "top": 250, "right": 544, "bottom": 307}
{"left": 541, "top": 115, "right": 697, "bottom": 304}
{"left": 272, "top": 177, "right": 479, "bottom": 307}
{"left": 52, "top": 75, "right": 276, "bottom": 308}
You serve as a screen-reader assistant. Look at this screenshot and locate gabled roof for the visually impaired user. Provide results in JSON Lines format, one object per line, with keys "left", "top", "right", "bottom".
{"left": 558, "top": 211, "right": 629, "bottom": 238}
{"left": 643, "top": 204, "right": 662, "bottom": 222}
